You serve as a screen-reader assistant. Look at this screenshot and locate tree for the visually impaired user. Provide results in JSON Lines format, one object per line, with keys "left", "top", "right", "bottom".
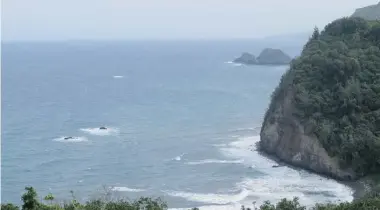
{"left": 312, "top": 26, "right": 320, "bottom": 40}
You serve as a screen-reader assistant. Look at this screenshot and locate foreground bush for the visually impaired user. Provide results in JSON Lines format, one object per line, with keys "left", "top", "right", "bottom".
{"left": 1, "top": 187, "right": 380, "bottom": 210}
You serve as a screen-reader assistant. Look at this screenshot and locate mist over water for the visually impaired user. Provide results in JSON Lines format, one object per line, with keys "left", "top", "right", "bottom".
{"left": 2, "top": 40, "right": 352, "bottom": 209}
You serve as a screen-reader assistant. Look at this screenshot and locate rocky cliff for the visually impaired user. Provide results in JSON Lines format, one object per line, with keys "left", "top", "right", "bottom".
{"left": 260, "top": 17, "right": 380, "bottom": 181}
{"left": 351, "top": 2, "right": 380, "bottom": 20}
{"left": 260, "top": 86, "right": 356, "bottom": 180}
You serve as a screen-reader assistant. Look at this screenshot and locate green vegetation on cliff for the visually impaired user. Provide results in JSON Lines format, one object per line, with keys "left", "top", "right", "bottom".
{"left": 263, "top": 17, "right": 380, "bottom": 177}
{"left": 2, "top": 187, "right": 380, "bottom": 210}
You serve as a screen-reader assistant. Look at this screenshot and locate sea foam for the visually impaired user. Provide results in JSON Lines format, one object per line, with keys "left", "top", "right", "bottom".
{"left": 111, "top": 186, "right": 145, "bottom": 192}
{"left": 80, "top": 127, "right": 119, "bottom": 136}
{"left": 53, "top": 136, "right": 88, "bottom": 142}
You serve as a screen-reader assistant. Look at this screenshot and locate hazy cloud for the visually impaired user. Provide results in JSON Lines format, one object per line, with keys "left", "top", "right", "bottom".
{"left": 2, "top": 0, "right": 379, "bottom": 41}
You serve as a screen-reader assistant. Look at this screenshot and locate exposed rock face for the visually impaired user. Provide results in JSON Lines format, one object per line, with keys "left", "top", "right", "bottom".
{"left": 351, "top": 2, "right": 380, "bottom": 20}
{"left": 233, "top": 52, "right": 257, "bottom": 65}
{"left": 256, "top": 48, "right": 292, "bottom": 65}
{"left": 260, "top": 87, "right": 357, "bottom": 181}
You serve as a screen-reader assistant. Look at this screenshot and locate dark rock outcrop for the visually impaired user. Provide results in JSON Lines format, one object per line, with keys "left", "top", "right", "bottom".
{"left": 351, "top": 2, "right": 380, "bottom": 20}
{"left": 233, "top": 49, "right": 292, "bottom": 65}
{"left": 259, "top": 87, "right": 356, "bottom": 180}
{"left": 233, "top": 52, "right": 257, "bottom": 65}
{"left": 256, "top": 48, "right": 292, "bottom": 65}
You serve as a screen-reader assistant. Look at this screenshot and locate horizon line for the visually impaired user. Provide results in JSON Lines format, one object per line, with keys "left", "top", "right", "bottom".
{"left": 2, "top": 32, "right": 311, "bottom": 44}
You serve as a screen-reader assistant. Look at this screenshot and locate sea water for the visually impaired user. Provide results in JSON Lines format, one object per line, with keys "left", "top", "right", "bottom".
{"left": 2, "top": 40, "right": 353, "bottom": 209}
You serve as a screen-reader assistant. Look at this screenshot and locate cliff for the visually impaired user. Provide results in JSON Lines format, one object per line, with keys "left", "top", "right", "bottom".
{"left": 351, "top": 2, "right": 380, "bottom": 20}
{"left": 260, "top": 17, "right": 380, "bottom": 181}
{"left": 233, "top": 48, "right": 291, "bottom": 65}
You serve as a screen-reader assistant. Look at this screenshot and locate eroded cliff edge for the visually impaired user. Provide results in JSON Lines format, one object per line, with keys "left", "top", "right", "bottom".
{"left": 259, "top": 17, "right": 380, "bottom": 181}
{"left": 260, "top": 86, "right": 356, "bottom": 180}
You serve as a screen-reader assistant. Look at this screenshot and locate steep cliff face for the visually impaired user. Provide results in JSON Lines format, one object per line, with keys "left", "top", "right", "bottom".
{"left": 351, "top": 2, "right": 380, "bottom": 20}
{"left": 260, "top": 87, "right": 356, "bottom": 180}
{"left": 260, "top": 17, "right": 380, "bottom": 181}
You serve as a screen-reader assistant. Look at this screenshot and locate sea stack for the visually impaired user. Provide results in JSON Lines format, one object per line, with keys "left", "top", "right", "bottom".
{"left": 233, "top": 52, "right": 257, "bottom": 65}
{"left": 256, "top": 48, "right": 292, "bottom": 65}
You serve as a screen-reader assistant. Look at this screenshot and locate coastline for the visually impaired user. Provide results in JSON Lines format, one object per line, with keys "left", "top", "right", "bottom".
{"left": 253, "top": 140, "right": 374, "bottom": 202}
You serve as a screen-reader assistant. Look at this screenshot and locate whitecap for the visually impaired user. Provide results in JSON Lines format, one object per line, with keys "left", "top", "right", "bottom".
{"left": 217, "top": 135, "right": 354, "bottom": 207}
{"left": 173, "top": 153, "right": 186, "bottom": 161}
{"left": 224, "top": 61, "right": 243, "bottom": 67}
{"left": 186, "top": 159, "right": 243, "bottom": 165}
{"left": 113, "top": 75, "right": 124, "bottom": 79}
{"left": 111, "top": 186, "right": 145, "bottom": 192}
{"left": 80, "top": 127, "right": 119, "bottom": 136}
{"left": 236, "top": 176, "right": 353, "bottom": 207}
{"left": 164, "top": 188, "right": 250, "bottom": 205}
{"left": 53, "top": 136, "right": 88, "bottom": 142}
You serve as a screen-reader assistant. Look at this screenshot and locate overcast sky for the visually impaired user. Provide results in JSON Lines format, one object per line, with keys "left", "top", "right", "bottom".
{"left": 1, "top": 0, "right": 379, "bottom": 41}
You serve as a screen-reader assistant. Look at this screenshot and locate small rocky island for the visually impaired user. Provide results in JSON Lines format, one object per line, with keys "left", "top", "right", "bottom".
{"left": 233, "top": 52, "right": 257, "bottom": 65}
{"left": 233, "top": 48, "right": 292, "bottom": 65}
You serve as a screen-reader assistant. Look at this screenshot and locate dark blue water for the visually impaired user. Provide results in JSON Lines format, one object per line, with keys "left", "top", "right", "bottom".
{"left": 2, "top": 41, "right": 353, "bottom": 209}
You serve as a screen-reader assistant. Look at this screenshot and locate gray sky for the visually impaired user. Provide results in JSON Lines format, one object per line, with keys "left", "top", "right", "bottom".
{"left": 2, "top": 0, "right": 379, "bottom": 41}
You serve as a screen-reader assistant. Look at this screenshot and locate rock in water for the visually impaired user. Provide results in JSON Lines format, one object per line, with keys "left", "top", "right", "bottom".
{"left": 99, "top": 127, "right": 107, "bottom": 130}
{"left": 260, "top": 17, "right": 380, "bottom": 181}
{"left": 233, "top": 52, "right": 257, "bottom": 65}
{"left": 256, "top": 48, "right": 292, "bottom": 65}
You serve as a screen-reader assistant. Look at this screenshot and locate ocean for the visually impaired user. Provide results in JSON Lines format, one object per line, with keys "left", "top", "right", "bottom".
{"left": 2, "top": 40, "right": 353, "bottom": 209}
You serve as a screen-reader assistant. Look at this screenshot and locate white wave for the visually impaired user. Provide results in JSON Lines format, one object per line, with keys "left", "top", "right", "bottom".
{"left": 165, "top": 188, "right": 250, "bottom": 205}
{"left": 80, "top": 127, "right": 119, "bottom": 136}
{"left": 186, "top": 159, "right": 243, "bottom": 165}
{"left": 224, "top": 61, "right": 243, "bottom": 67}
{"left": 113, "top": 75, "right": 124, "bottom": 78}
{"left": 169, "top": 203, "right": 246, "bottom": 210}
{"left": 111, "top": 186, "right": 145, "bottom": 192}
{"left": 171, "top": 134, "right": 353, "bottom": 210}
{"left": 173, "top": 153, "right": 186, "bottom": 161}
{"left": 217, "top": 135, "right": 354, "bottom": 207}
{"left": 236, "top": 176, "right": 353, "bottom": 207}
{"left": 53, "top": 136, "right": 88, "bottom": 142}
